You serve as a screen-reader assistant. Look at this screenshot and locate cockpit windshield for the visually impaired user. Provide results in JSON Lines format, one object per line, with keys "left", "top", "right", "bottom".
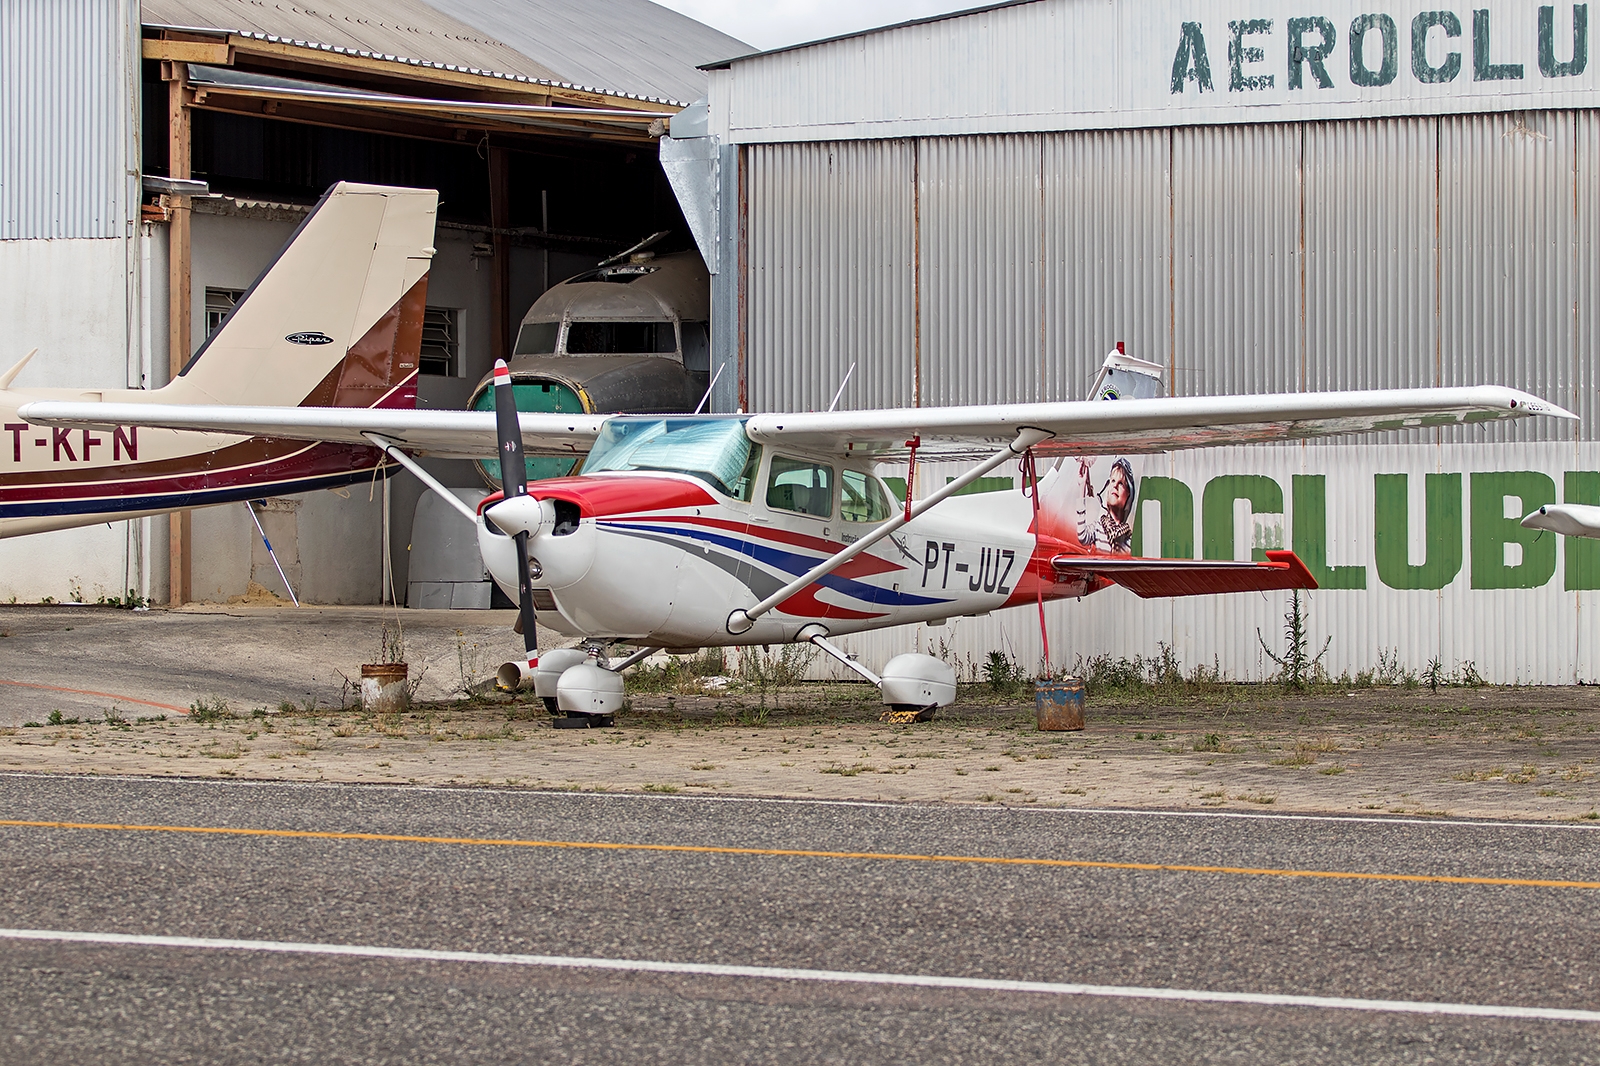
{"left": 580, "top": 417, "right": 758, "bottom": 499}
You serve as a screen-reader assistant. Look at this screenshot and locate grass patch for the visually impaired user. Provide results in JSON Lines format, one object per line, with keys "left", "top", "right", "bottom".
{"left": 189, "top": 696, "right": 232, "bottom": 723}
{"left": 819, "top": 762, "right": 873, "bottom": 776}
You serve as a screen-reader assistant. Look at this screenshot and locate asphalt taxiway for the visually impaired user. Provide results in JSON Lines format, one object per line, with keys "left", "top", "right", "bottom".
{"left": 2, "top": 775, "right": 1597, "bottom": 1063}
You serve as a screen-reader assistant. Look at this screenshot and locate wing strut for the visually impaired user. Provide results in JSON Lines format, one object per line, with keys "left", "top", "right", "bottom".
{"left": 727, "top": 426, "right": 1052, "bottom": 634}
{"left": 363, "top": 433, "right": 478, "bottom": 522}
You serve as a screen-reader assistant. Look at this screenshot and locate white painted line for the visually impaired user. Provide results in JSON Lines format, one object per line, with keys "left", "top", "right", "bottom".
{"left": 3, "top": 927, "right": 1597, "bottom": 1024}
{"left": 4, "top": 772, "right": 1596, "bottom": 833}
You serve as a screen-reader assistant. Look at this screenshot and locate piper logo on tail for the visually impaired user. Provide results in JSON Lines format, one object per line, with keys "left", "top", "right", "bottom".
{"left": 285, "top": 332, "right": 334, "bottom": 346}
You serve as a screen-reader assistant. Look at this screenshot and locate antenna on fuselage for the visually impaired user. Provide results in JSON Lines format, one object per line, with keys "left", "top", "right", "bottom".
{"left": 827, "top": 362, "right": 857, "bottom": 413}
{"left": 694, "top": 362, "right": 726, "bottom": 415}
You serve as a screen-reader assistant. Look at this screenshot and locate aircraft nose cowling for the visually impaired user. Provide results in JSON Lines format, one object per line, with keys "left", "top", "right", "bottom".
{"left": 484, "top": 495, "right": 548, "bottom": 538}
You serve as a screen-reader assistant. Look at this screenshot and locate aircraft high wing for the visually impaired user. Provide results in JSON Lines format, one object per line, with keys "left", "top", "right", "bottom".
{"left": 16, "top": 384, "right": 1572, "bottom": 461}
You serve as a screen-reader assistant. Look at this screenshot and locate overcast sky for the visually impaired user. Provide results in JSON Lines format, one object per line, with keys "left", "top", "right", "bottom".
{"left": 653, "top": 0, "right": 977, "bottom": 52}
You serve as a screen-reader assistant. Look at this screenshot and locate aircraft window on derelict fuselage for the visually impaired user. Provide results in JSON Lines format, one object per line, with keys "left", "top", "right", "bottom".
{"left": 579, "top": 417, "right": 755, "bottom": 498}
{"left": 514, "top": 321, "right": 559, "bottom": 355}
{"left": 565, "top": 320, "right": 676, "bottom": 355}
{"left": 766, "top": 456, "right": 834, "bottom": 520}
{"left": 841, "top": 469, "right": 893, "bottom": 523}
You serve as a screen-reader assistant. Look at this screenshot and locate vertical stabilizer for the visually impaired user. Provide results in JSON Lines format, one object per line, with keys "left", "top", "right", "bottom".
{"left": 167, "top": 182, "right": 436, "bottom": 410}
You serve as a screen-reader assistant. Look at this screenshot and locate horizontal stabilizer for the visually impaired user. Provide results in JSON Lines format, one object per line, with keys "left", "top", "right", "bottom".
{"left": 1051, "top": 549, "right": 1318, "bottom": 598}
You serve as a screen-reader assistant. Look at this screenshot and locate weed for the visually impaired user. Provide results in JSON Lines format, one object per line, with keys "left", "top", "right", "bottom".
{"left": 1318, "top": 764, "right": 1347, "bottom": 775}
{"left": 641, "top": 783, "right": 680, "bottom": 793}
{"left": 1194, "top": 733, "right": 1225, "bottom": 753}
{"left": 737, "top": 643, "right": 817, "bottom": 687}
{"left": 819, "top": 762, "right": 872, "bottom": 776}
{"left": 1270, "top": 749, "right": 1317, "bottom": 767}
{"left": 1077, "top": 652, "right": 1148, "bottom": 696}
{"left": 1150, "top": 642, "right": 1182, "bottom": 688}
{"left": 22, "top": 722, "right": 40, "bottom": 728}
{"left": 452, "top": 629, "right": 492, "bottom": 696}
{"left": 188, "top": 696, "right": 232, "bottom": 723}
{"left": 377, "top": 619, "right": 405, "bottom": 664}
{"left": 1425, "top": 656, "right": 1445, "bottom": 693}
{"left": 983, "top": 650, "right": 1027, "bottom": 694}
{"left": 1376, "top": 649, "right": 1415, "bottom": 687}
{"left": 1257, "top": 590, "right": 1330, "bottom": 691}
{"left": 135, "top": 715, "right": 166, "bottom": 724}
{"left": 95, "top": 589, "right": 147, "bottom": 610}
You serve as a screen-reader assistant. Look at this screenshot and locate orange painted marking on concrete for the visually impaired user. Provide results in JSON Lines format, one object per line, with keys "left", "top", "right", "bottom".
{"left": 0, "top": 680, "right": 188, "bottom": 714}
{"left": 1, "top": 819, "right": 1597, "bottom": 890}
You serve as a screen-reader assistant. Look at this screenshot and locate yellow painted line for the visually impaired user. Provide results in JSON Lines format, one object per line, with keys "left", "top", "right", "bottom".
{"left": 2, "top": 818, "right": 1597, "bottom": 890}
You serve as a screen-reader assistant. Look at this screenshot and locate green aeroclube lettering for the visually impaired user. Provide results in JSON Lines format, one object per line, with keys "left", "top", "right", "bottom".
{"left": 1170, "top": 22, "right": 1215, "bottom": 93}
{"left": 1133, "top": 476, "right": 1194, "bottom": 558}
{"left": 1564, "top": 471, "right": 1600, "bottom": 589}
{"left": 1374, "top": 473, "right": 1463, "bottom": 590}
{"left": 1470, "top": 471, "right": 1555, "bottom": 589}
{"left": 1202, "top": 475, "right": 1281, "bottom": 561}
{"left": 1292, "top": 475, "right": 1366, "bottom": 589}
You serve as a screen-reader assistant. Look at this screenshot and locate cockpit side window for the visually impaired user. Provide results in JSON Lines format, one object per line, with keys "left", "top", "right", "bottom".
{"left": 766, "top": 457, "right": 834, "bottom": 519}
{"left": 841, "top": 469, "right": 893, "bottom": 523}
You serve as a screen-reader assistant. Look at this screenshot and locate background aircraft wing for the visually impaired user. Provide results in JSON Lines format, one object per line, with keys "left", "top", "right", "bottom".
{"left": 743, "top": 386, "right": 1575, "bottom": 460}
{"left": 13, "top": 402, "right": 606, "bottom": 460}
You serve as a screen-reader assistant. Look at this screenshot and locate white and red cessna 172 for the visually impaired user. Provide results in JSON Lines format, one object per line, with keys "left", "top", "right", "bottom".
{"left": 7, "top": 185, "right": 1577, "bottom": 725}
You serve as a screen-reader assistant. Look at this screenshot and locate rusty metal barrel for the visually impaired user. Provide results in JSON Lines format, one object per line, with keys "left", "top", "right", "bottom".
{"left": 1035, "top": 677, "right": 1085, "bottom": 731}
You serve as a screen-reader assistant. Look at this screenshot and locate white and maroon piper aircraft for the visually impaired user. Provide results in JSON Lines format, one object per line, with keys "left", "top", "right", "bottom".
{"left": 18, "top": 350, "right": 1575, "bottom": 725}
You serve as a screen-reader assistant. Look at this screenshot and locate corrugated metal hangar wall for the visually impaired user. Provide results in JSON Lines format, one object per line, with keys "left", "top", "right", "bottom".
{"left": 698, "top": 0, "right": 1600, "bottom": 682}
{"left": 744, "top": 116, "right": 1597, "bottom": 422}
{"left": 0, "top": 0, "right": 147, "bottom": 602}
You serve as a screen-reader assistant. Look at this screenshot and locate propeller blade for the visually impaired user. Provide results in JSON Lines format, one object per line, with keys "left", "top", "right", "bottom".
{"left": 491, "top": 359, "right": 539, "bottom": 676}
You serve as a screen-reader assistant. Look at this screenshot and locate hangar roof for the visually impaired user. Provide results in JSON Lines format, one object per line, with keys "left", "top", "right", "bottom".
{"left": 144, "top": 0, "right": 751, "bottom": 105}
